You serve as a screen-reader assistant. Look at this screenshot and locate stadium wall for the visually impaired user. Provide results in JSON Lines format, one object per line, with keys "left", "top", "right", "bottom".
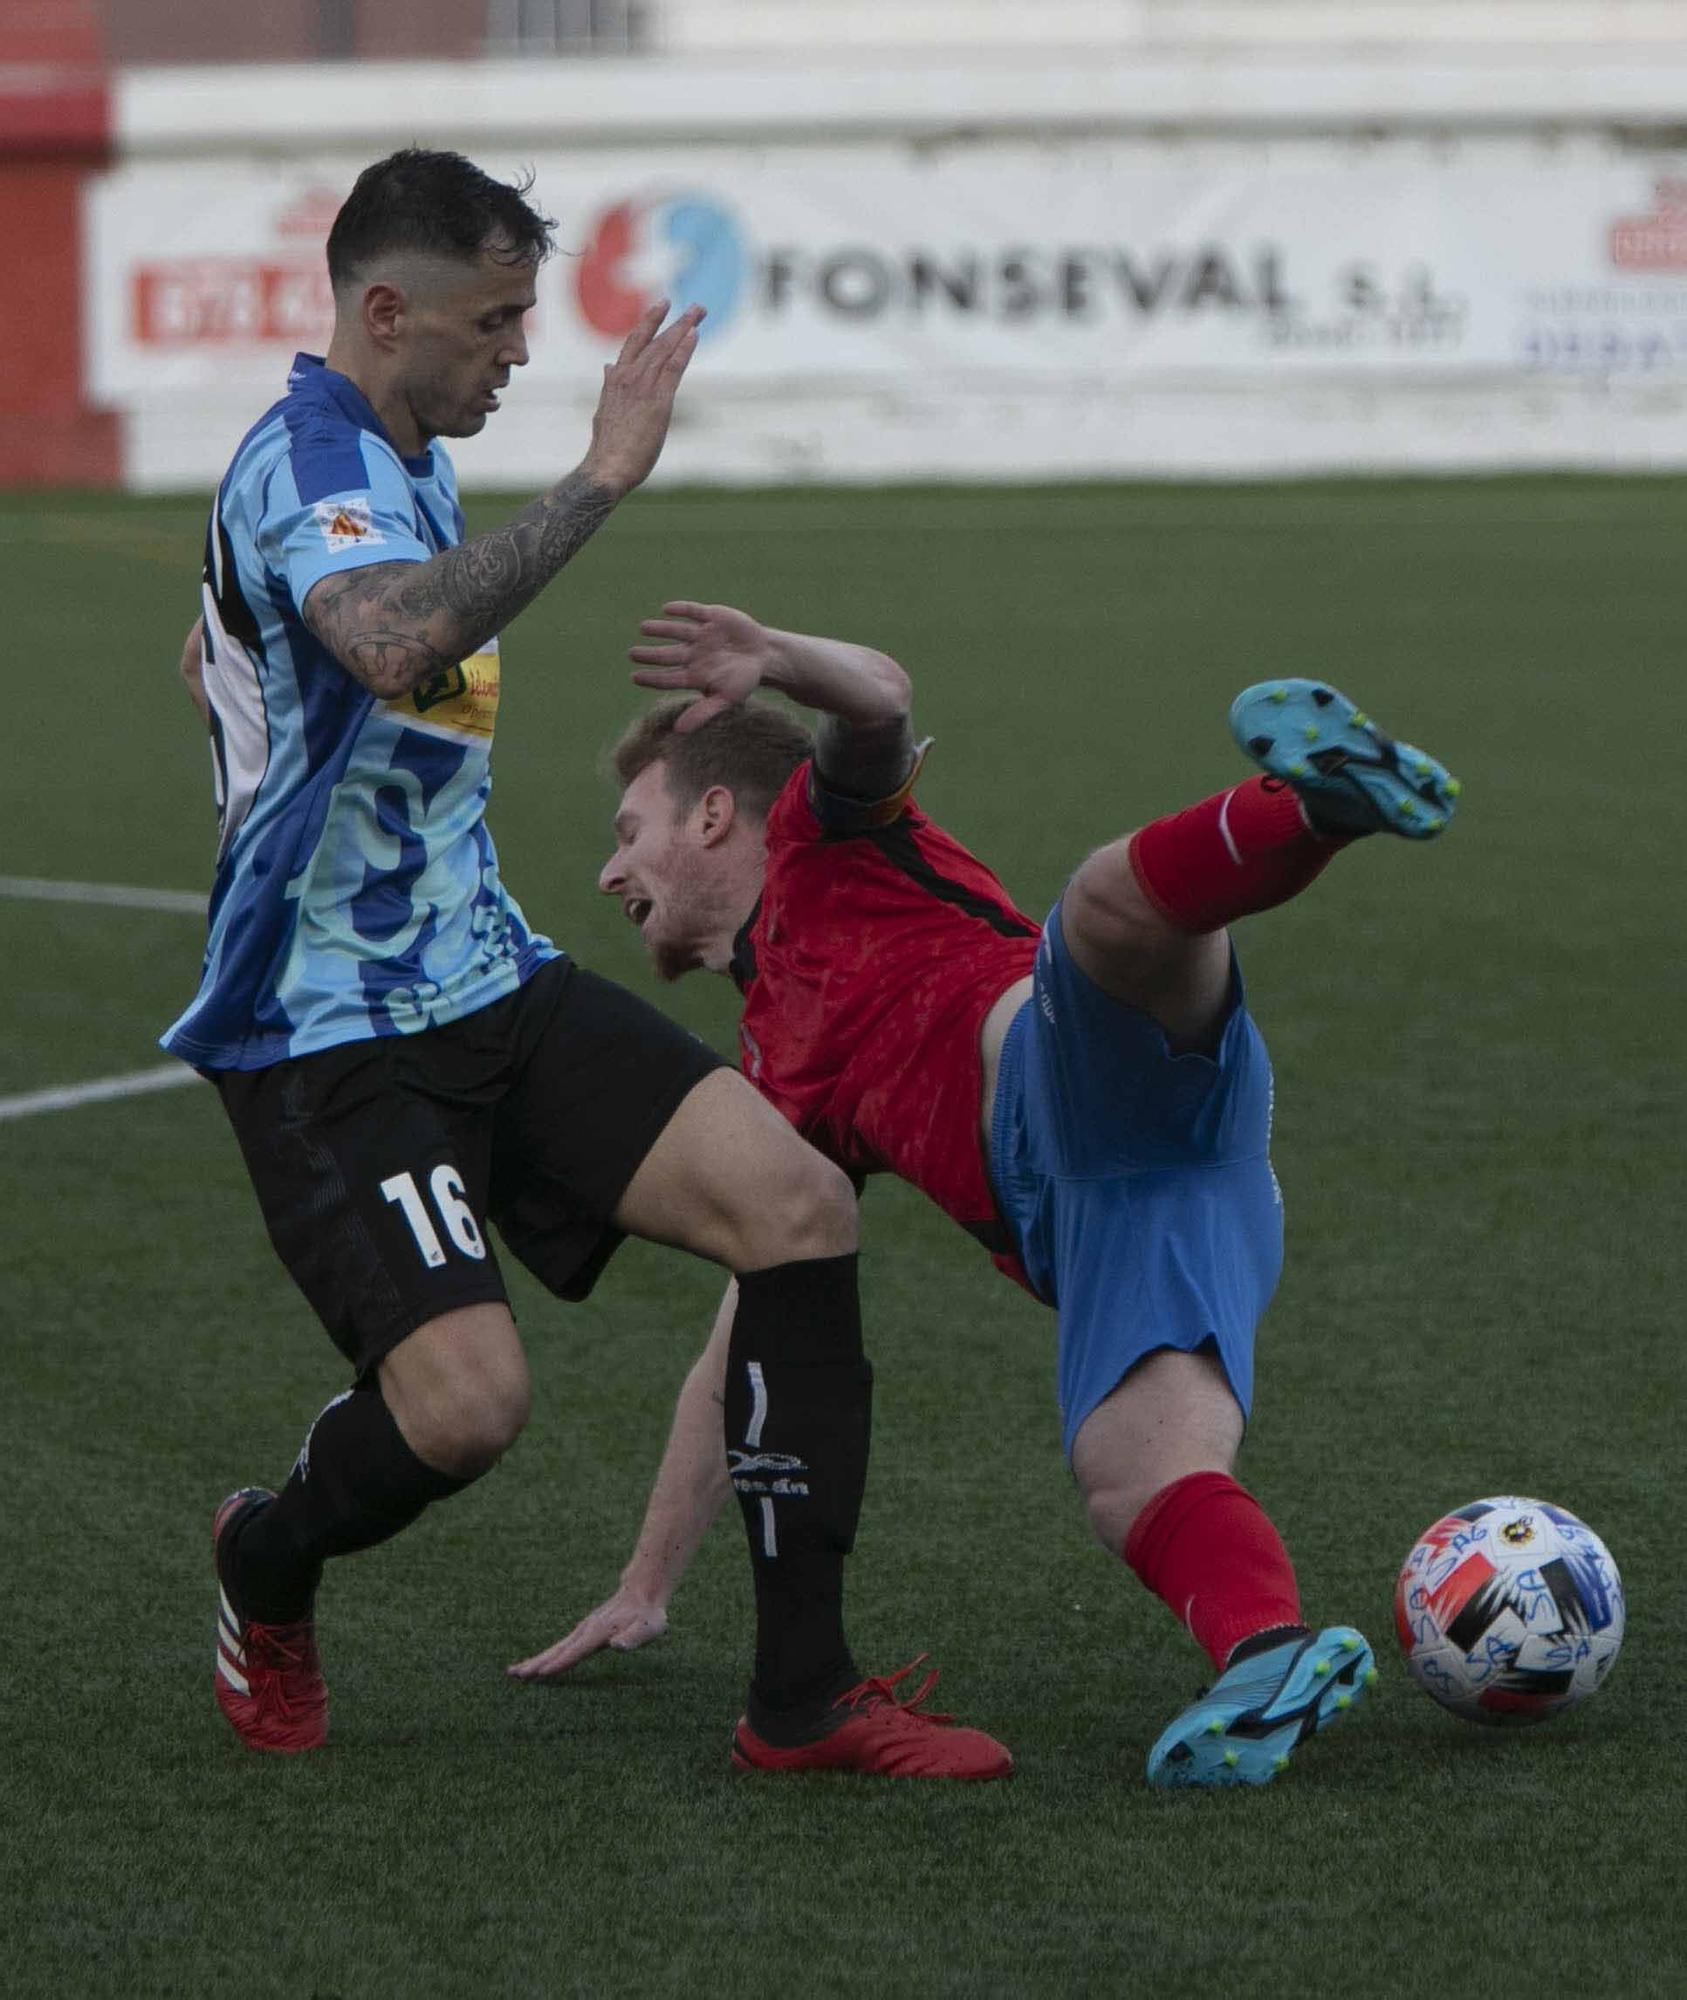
{"left": 0, "top": 0, "right": 117, "bottom": 486}
{"left": 64, "top": 50, "right": 1687, "bottom": 487}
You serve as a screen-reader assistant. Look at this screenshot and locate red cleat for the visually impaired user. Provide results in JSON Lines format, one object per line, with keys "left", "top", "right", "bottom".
{"left": 213, "top": 1488, "right": 328, "bottom": 1755}
{"left": 731, "top": 1656, "right": 1012, "bottom": 1780}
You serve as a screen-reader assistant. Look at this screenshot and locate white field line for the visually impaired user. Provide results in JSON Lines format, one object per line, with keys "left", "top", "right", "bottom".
{"left": 1, "top": 877, "right": 207, "bottom": 1121}
{"left": 0, "top": 1063, "right": 203, "bottom": 1124}
{"left": 0, "top": 875, "right": 205, "bottom": 915}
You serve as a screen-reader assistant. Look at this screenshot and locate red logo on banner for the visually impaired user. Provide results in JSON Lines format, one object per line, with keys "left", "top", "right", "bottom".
{"left": 132, "top": 260, "right": 333, "bottom": 346}
{"left": 1609, "top": 180, "right": 1687, "bottom": 271}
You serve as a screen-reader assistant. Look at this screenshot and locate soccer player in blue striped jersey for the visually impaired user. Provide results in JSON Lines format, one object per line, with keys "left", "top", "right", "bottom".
{"left": 172, "top": 356, "right": 533, "bottom": 1063}
{"left": 175, "top": 150, "right": 1009, "bottom": 1780}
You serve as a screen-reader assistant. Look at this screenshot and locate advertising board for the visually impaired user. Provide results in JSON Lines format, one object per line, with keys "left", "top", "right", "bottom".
{"left": 85, "top": 141, "right": 1687, "bottom": 484}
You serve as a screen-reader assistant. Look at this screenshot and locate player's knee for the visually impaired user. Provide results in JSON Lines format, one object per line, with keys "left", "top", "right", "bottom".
{"left": 1082, "top": 1474, "right": 1158, "bottom": 1556}
{"left": 773, "top": 1151, "right": 860, "bottom": 1260}
{"left": 741, "top": 1151, "right": 858, "bottom": 1269}
{"left": 460, "top": 1371, "right": 531, "bottom": 1471}
{"left": 397, "top": 1355, "right": 531, "bottom": 1479}
{"left": 1065, "top": 844, "right": 1162, "bottom": 959}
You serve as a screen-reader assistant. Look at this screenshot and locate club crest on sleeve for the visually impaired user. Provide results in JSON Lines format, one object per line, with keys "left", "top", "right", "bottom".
{"left": 314, "top": 496, "right": 384, "bottom": 552}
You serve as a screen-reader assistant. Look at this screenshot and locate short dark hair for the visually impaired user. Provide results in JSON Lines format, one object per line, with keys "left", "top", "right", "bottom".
{"left": 326, "top": 148, "right": 556, "bottom": 288}
{"left": 611, "top": 698, "right": 814, "bottom": 820}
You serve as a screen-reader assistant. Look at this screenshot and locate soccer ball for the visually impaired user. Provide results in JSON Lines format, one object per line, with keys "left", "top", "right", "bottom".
{"left": 1393, "top": 1496, "right": 1624, "bottom": 1725}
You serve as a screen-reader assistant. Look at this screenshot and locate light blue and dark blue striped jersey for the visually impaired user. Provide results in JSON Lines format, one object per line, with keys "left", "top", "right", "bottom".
{"left": 162, "top": 353, "right": 557, "bottom": 1072}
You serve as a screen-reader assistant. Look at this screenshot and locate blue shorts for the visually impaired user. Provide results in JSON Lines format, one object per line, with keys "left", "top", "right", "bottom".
{"left": 987, "top": 900, "right": 1284, "bottom": 1457}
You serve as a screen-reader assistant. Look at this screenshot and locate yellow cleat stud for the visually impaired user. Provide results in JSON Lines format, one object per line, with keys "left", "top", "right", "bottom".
{"left": 1272, "top": 686, "right": 1289, "bottom": 702}
{"left": 1223, "top": 1751, "right": 1241, "bottom": 1768}
{"left": 1335, "top": 1693, "right": 1353, "bottom": 1711}
{"left": 1273, "top": 1755, "right": 1290, "bottom": 1771}
{"left": 1446, "top": 778, "right": 1462, "bottom": 797}
{"left": 1398, "top": 799, "right": 1416, "bottom": 817}
{"left": 1414, "top": 757, "right": 1432, "bottom": 775}
{"left": 1352, "top": 711, "right": 1367, "bottom": 726}
{"left": 1364, "top": 1668, "right": 1379, "bottom": 1687}
{"left": 1304, "top": 724, "right": 1320, "bottom": 741}
{"left": 1290, "top": 760, "right": 1309, "bottom": 777}
{"left": 1314, "top": 1660, "right": 1331, "bottom": 1677}
{"left": 1341, "top": 1636, "right": 1360, "bottom": 1651}
{"left": 1207, "top": 1718, "right": 1226, "bottom": 1735}
{"left": 1423, "top": 815, "right": 1441, "bottom": 831}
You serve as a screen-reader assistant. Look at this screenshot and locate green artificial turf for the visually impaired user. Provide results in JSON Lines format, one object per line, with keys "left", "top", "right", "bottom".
{"left": 2, "top": 479, "right": 1682, "bottom": 1997}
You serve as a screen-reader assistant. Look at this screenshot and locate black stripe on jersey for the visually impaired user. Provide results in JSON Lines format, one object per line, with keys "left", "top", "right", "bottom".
{"left": 210, "top": 504, "right": 263, "bottom": 651}
{"left": 860, "top": 819, "right": 1039, "bottom": 942}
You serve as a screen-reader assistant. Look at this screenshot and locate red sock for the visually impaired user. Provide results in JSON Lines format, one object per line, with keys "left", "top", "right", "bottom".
{"left": 1127, "top": 776, "right": 1346, "bottom": 934}
{"left": 1123, "top": 1470, "right": 1302, "bottom": 1672}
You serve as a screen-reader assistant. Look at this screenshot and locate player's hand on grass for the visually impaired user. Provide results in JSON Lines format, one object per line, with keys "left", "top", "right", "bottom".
{"left": 629, "top": 600, "right": 771, "bottom": 732}
{"left": 505, "top": 1586, "right": 670, "bottom": 1680}
{"left": 581, "top": 299, "right": 705, "bottom": 499}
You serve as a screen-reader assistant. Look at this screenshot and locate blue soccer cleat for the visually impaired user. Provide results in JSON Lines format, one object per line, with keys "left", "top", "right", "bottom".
{"left": 1229, "top": 679, "right": 1460, "bottom": 839}
{"left": 1145, "top": 1625, "right": 1377, "bottom": 1788}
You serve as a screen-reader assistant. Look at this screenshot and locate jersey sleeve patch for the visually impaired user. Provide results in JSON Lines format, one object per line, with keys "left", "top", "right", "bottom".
{"left": 265, "top": 432, "right": 434, "bottom": 611}
{"left": 808, "top": 737, "right": 933, "bottom": 837}
{"left": 313, "top": 495, "right": 386, "bottom": 553}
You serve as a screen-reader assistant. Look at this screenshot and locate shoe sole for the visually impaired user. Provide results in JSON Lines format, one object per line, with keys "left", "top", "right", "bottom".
{"left": 1229, "top": 679, "right": 1459, "bottom": 838}
{"left": 1146, "top": 1625, "right": 1377, "bottom": 1788}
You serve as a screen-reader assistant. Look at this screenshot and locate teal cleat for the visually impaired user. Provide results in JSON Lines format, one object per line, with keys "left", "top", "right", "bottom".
{"left": 1229, "top": 679, "right": 1460, "bottom": 839}
{"left": 1145, "top": 1625, "right": 1377, "bottom": 1788}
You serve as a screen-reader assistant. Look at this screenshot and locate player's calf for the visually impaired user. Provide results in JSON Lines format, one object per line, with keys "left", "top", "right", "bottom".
{"left": 1123, "top": 1469, "right": 1303, "bottom": 1674}
{"left": 726, "top": 1251, "right": 873, "bottom": 1732}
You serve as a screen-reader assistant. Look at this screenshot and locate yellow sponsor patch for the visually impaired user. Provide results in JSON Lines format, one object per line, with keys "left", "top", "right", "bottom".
{"left": 387, "top": 640, "right": 500, "bottom": 743}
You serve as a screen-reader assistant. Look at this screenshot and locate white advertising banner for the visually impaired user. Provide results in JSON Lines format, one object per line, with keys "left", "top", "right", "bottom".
{"left": 85, "top": 141, "right": 1687, "bottom": 485}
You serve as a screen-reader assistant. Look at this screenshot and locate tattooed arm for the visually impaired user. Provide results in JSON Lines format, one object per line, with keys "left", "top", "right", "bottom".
{"left": 302, "top": 300, "right": 703, "bottom": 699}
{"left": 302, "top": 471, "right": 615, "bottom": 698}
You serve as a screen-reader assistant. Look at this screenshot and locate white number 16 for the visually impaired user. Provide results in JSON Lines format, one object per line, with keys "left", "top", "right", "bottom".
{"left": 379, "top": 1166, "right": 487, "bottom": 1267}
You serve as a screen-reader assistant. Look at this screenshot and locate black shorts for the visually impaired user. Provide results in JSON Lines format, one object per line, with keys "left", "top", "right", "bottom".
{"left": 215, "top": 957, "right": 725, "bottom": 1375}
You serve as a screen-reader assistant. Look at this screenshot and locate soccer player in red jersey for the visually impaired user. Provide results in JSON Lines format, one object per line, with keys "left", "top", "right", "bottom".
{"left": 509, "top": 601, "right": 1460, "bottom": 1785}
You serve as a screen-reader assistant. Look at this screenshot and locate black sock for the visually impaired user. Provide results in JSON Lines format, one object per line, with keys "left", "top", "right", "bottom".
{"left": 1226, "top": 1622, "right": 1312, "bottom": 1668}
{"left": 726, "top": 1253, "right": 872, "bottom": 1739}
{"left": 227, "top": 1382, "right": 469, "bottom": 1623}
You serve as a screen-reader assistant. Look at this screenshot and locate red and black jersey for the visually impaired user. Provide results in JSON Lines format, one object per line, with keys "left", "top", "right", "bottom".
{"left": 733, "top": 759, "right": 1040, "bottom": 1286}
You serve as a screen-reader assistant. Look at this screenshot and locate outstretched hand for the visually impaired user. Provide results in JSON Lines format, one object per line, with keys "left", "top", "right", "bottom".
{"left": 629, "top": 600, "right": 772, "bottom": 733}
{"left": 505, "top": 1586, "right": 670, "bottom": 1681}
{"left": 583, "top": 299, "right": 706, "bottom": 498}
